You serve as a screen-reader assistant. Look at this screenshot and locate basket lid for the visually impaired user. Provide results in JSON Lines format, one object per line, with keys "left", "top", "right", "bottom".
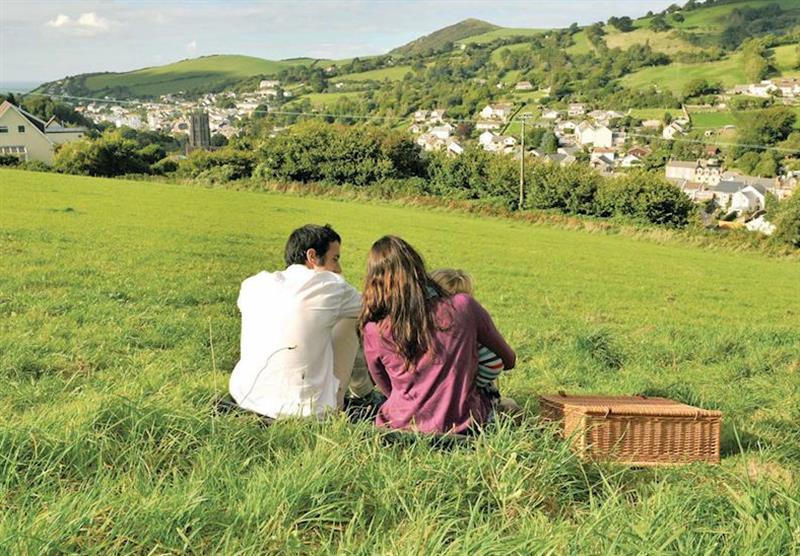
{"left": 539, "top": 392, "right": 722, "bottom": 418}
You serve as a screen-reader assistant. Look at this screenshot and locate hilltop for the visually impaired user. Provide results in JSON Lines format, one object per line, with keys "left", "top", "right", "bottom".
{"left": 28, "top": 1, "right": 800, "bottom": 101}
{"left": 34, "top": 55, "right": 321, "bottom": 98}
{"left": 390, "top": 18, "right": 499, "bottom": 56}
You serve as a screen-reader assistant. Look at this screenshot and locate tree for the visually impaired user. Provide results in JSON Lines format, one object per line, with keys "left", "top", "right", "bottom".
{"left": 742, "top": 39, "right": 770, "bottom": 82}
{"left": 735, "top": 106, "right": 796, "bottom": 158}
{"left": 650, "top": 15, "right": 671, "bottom": 32}
{"left": 672, "top": 13, "right": 685, "bottom": 23}
{"left": 772, "top": 191, "right": 800, "bottom": 248}
{"left": 608, "top": 16, "right": 634, "bottom": 32}
{"left": 681, "top": 78, "right": 720, "bottom": 100}
{"left": 796, "top": 44, "right": 800, "bottom": 70}
{"left": 753, "top": 151, "right": 779, "bottom": 177}
{"left": 53, "top": 132, "right": 149, "bottom": 177}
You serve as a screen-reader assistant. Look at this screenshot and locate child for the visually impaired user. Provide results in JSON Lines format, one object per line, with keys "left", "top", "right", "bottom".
{"left": 430, "top": 269, "right": 521, "bottom": 415}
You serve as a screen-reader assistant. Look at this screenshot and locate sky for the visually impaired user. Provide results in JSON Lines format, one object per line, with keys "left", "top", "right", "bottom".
{"left": 1, "top": 0, "right": 679, "bottom": 84}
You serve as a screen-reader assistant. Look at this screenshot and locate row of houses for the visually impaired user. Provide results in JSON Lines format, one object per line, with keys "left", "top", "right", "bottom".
{"left": 665, "top": 158, "right": 798, "bottom": 214}
{"left": 731, "top": 78, "right": 800, "bottom": 99}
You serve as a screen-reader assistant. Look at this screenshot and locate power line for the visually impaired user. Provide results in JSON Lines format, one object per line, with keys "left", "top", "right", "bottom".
{"left": 15, "top": 90, "right": 800, "bottom": 155}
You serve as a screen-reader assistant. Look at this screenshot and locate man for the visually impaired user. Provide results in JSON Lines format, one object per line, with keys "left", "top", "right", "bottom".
{"left": 229, "top": 224, "right": 375, "bottom": 418}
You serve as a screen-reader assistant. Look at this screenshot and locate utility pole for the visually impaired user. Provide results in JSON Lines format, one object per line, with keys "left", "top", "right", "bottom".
{"left": 519, "top": 117, "right": 524, "bottom": 210}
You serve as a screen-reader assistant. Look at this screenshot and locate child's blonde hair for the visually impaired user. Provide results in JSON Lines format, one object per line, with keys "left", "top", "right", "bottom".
{"left": 430, "top": 268, "right": 474, "bottom": 296}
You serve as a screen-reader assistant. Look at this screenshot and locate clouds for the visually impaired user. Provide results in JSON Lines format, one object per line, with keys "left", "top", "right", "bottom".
{"left": 186, "top": 40, "right": 198, "bottom": 55}
{"left": 45, "top": 11, "right": 115, "bottom": 36}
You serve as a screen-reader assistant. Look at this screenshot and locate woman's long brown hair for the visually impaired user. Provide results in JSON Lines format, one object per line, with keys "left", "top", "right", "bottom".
{"left": 358, "top": 236, "right": 445, "bottom": 372}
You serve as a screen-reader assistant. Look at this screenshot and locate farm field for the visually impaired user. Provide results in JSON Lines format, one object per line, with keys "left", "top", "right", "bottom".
{"left": 773, "top": 43, "right": 800, "bottom": 76}
{"left": 565, "top": 30, "right": 593, "bottom": 55}
{"left": 77, "top": 55, "right": 314, "bottom": 97}
{"left": 458, "top": 27, "right": 546, "bottom": 45}
{"left": 629, "top": 108, "right": 680, "bottom": 121}
{"left": 286, "top": 91, "right": 365, "bottom": 109}
{"left": 621, "top": 53, "right": 746, "bottom": 94}
{"left": 337, "top": 65, "right": 413, "bottom": 82}
{"left": 1, "top": 169, "right": 799, "bottom": 553}
{"left": 603, "top": 28, "right": 702, "bottom": 55}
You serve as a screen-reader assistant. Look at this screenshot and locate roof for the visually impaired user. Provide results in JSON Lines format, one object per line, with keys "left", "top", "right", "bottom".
{"left": 666, "top": 161, "right": 696, "bottom": 169}
{"left": 713, "top": 181, "right": 745, "bottom": 194}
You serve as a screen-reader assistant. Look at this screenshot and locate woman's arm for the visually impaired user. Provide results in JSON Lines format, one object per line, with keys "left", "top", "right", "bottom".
{"left": 469, "top": 296, "right": 516, "bottom": 370}
{"left": 362, "top": 325, "right": 392, "bottom": 396}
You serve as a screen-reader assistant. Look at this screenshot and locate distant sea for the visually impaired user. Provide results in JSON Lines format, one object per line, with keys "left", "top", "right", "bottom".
{"left": 0, "top": 81, "right": 42, "bottom": 94}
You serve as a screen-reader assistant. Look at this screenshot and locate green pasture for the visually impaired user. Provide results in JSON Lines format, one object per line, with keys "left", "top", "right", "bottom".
{"left": 622, "top": 52, "right": 746, "bottom": 93}
{"left": 603, "top": 28, "right": 702, "bottom": 55}
{"left": 773, "top": 43, "right": 800, "bottom": 76}
{"left": 1, "top": 169, "right": 799, "bottom": 553}
{"left": 286, "top": 91, "right": 365, "bottom": 109}
{"left": 629, "top": 108, "right": 679, "bottom": 121}
{"left": 337, "top": 65, "right": 413, "bottom": 82}
{"left": 490, "top": 42, "right": 533, "bottom": 65}
{"left": 80, "top": 55, "right": 314, "bottom": 97}
{"left": 565, "top": 31, "right": 593, "bottom": 56}
{"left": 458, "top": 27, "right": 546, "bottom": 46}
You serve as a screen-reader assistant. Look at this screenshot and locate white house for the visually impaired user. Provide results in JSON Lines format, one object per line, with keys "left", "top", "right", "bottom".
{"left": 478, "top": 131, "right": 496, "bottom": 147}
{"left": 568, "top": 103, "right": 586, "bottom": 117}
{"left": 731, "top": 184, "right": 767, "bottom": 214}
{"left": 515, "top": 81, "right": 534, "bottom": 91}
{"left": 479, "top": 103, "right": 514, "bottom": 121}
{"left": 413, "top": 110, "right": 429, "bottom": 122}
{"left": 590, "top": 147, "right": 617, "bottom": 163}
{"left": 446, "top": 139, "right": 465, "bottom": 156}
{"left": 0, "top": 101, "right": 86, "bottom": 164}
{"left": 429, "top": 123, "right": 454, "bottom": 140}
{"left": 576, "top": 122, "right": 613, "bottom": 148}
{"left": 541, "top": 109, "right": 561, "bottom": 121}
{"left": 429, "top": 109, "right": 446, "bottom": 123}
{"left": 662, "top": 121, "right": 687, "bottom": 140}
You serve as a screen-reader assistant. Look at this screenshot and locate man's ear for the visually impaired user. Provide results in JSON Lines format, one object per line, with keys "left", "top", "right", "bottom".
{"left": 305, "top": 248, "right": 318, "bottom": 267}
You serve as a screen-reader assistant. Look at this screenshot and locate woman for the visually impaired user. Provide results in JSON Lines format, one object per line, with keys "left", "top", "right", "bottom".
{"left": 358, "top": 236, "right": 516, "bottom": 435}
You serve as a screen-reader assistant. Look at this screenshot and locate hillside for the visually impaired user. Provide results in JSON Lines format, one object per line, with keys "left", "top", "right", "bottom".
{"left": 24, "top": 0, "right": 800, "bottom": 103}
{"left": 390, "top": 18, "right": 499, "bottom": 56}
{"left": 34, "top": 55, "right": 319, "bottom": 98}
{"left": 2, "top": 168, "right": 798, "bottom": 552}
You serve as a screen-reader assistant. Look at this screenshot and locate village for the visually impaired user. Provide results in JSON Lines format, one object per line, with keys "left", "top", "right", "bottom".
{"left": 3, "top": 73, "right": 799, "bottom": 231}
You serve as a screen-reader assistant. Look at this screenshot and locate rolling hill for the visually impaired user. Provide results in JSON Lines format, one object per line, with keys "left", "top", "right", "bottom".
{"left": 34, "top": 55, "right": 320, "bottom": 99}
{"left": 26, "top": 0, "right": 800, "bottom": 102}
{"left": 390, "top": 18, "right": 499, "bottom": 56}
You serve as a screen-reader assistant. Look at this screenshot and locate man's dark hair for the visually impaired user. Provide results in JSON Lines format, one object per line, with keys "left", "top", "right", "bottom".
{"left": 284, "top": 224, "right": 342, "bottom": 266}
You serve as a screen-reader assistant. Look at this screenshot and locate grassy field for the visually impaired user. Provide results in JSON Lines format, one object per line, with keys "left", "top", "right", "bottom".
{"left": 629, "top": 108, "right": 679, "bottom": 121}
{"left": 603, "top": 28, "right": 702, "bottom": 55}
{"left": 286, "top": 91, "right": 365, "bottom": 109}
{"left": 1, "top": 169, "right": 799, "bottom": 553}
{"left": 565, "top": 31, "right": 593, "bottom": 56}
{"left": 622, "top": 53, "right": 747, "bottom": 94}
{"left": 458, "top": 27, "right": 546, "bottom": 45}
{"left": 773, "top": 43, "right": 800, "bottom": 76}
{"left": 337, "top": 66, "right": 412, "bottom": 82}
{"left": 76, "top": 55, "right": 314, "bottom": 97}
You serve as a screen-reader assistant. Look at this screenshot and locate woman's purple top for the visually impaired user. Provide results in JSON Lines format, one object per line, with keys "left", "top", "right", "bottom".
{"left": 362, "top": 293, "right": 516, "bottom": 434}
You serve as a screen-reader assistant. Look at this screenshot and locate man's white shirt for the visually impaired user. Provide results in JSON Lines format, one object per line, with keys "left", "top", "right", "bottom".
{"left": 229, "top": 265, "right": 362, "bottom": 418}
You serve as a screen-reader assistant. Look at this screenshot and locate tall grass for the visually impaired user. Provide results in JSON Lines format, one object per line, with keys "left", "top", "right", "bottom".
{"left": 1, "top": 169, "right": 798, "bottom": 553}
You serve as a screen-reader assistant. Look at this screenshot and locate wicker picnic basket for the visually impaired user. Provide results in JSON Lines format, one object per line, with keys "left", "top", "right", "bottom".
{"left": 538, "top": 392, "right": 722, "bottom": 466}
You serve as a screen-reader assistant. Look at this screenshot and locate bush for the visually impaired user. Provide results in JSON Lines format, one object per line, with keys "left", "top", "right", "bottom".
{"left": 178, "top": 147, "right": 256, "bottom": 180}
{"left": 151, "top": 158, "right": 179, "bottom": 175}
{"left": 598, "top": 171, "right": 695, "bottom": 227}
{"left": 53, "top": 132, "right": 150, "bottom": 177}
{"left": 771, "top": 191, "right": 800, "bottom": 248}
{"left": 256, "top": 121, "right": 423, "bottom": 186}
{"left": 0, "top": 154, "right": 21, "bottom": 167}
